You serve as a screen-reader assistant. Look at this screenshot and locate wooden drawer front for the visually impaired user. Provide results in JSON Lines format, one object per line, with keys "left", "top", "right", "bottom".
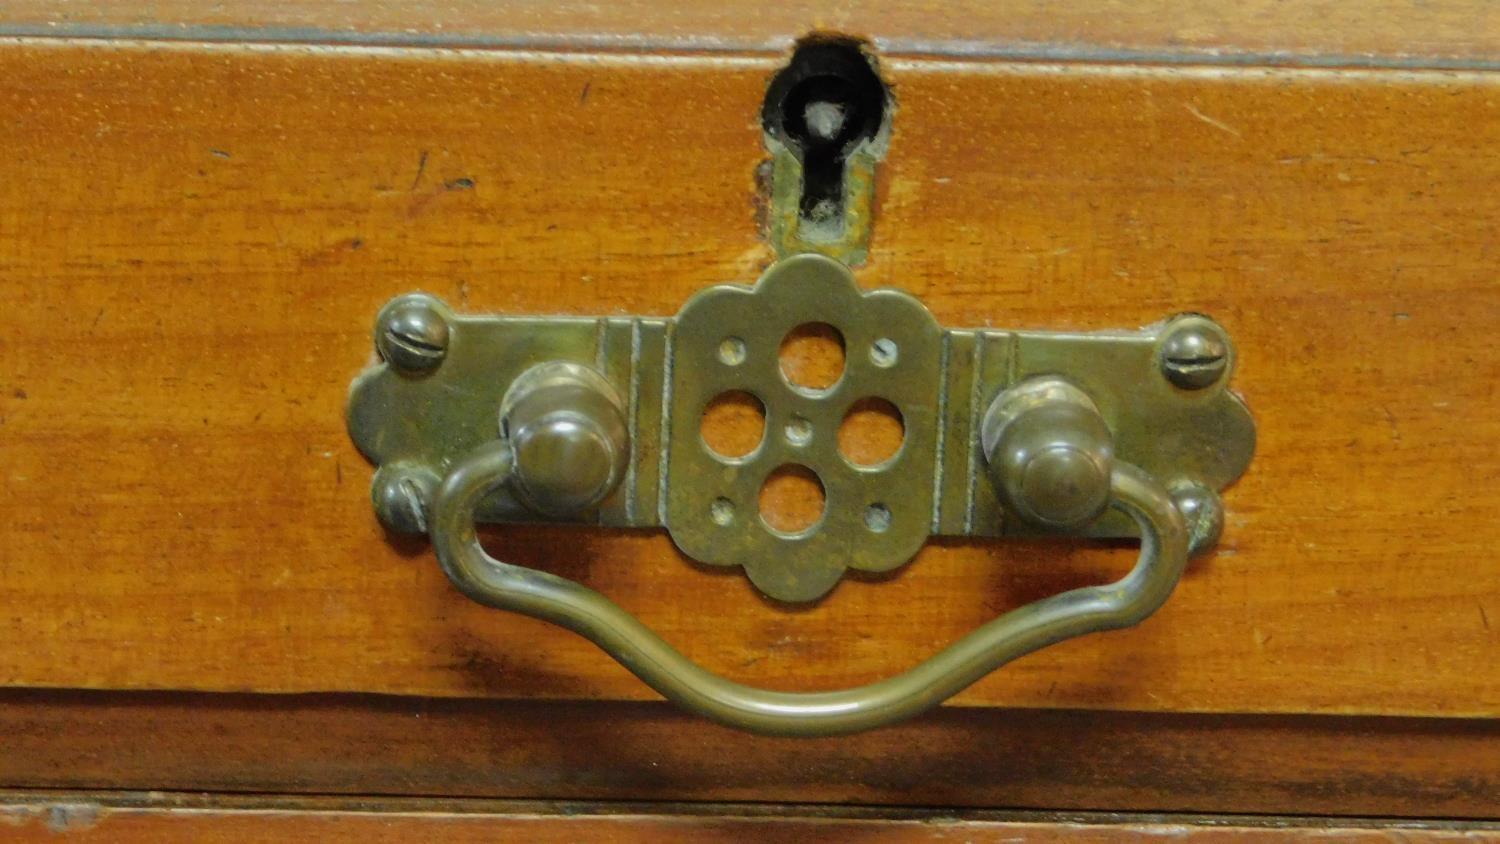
{"left": 1, "top": 31, "right": 1497, "bottom": 721}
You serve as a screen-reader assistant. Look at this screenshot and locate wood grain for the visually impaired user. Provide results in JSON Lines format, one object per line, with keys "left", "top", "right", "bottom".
{"left": 1, "top": 39, "right": 1498, "bottom": 717}
{"left": 0, "top": 1, "right": 1496, "bottom": 67}
{"left": 4, "top": 796, "right": 1496, "bottom": 844}
{"left": 2, "top": 691, "right": 1496, "bottom": 818}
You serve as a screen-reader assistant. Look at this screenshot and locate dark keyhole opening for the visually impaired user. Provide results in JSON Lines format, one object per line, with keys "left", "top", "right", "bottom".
{"left": 763, "top": 41, "right": 889, "bottom": 226}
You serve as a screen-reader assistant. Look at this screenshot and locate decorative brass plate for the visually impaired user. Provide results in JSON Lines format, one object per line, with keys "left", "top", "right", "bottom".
{"left": 348, "top": 254, "right": 1254, "bottom": 602}
{"left": 667, "top": 258, "right": 943, "bottom": 599}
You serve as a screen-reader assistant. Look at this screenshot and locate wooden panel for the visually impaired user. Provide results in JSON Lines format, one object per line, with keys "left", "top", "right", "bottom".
{"left": 3, "top": 797, "right": 1496, "bottom": 844}
{"left": 0, "top": 1, "right": 1496, "bottom": 67}
{"left": 2, "top": 691, "right": 1496, "bottom": 818}
{"left": 2, "top": 39, "right": 1498, "bottom": 717}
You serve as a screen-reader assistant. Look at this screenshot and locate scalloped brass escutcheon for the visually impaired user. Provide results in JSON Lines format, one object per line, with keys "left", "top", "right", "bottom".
{"left": 666, "top": 257, "right": 942, "bottom": 600}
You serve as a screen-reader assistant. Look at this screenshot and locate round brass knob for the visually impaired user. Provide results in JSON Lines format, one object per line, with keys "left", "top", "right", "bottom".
{"left": 981, "top": 377, "right": 1114, "bottom": 530}
{"left": 499, "top": 362, "right": 629, "bottom": 517}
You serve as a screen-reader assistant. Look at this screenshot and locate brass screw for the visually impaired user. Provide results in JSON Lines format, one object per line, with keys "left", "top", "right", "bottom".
{"left": 1170, "top": 481, "right": 1225, "bottom": 557}
{"left": 1159, "top": 319, "right": 1229, "bottom": 390}
{"left": 371, "top": 464, "right": 440, "bottom": 536}
{"left": 377, "top": 295, "right": 450, "bottom": 374}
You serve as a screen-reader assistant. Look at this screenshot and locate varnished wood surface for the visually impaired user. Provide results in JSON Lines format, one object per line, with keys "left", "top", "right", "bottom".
{"left": 0, "top": 1, "right": 1496, "bottom": 67}
{"left": 3, "top": 691, "right": 1496, "bottom": 818}
{"left": 2, "top": 38, "right": 1499, "bottom": 717}
{"left": 2, "top": 794, "right": 1497, "bottom": 843}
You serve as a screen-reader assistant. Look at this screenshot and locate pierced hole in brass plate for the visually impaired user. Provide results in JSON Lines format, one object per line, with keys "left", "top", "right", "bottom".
{"left": 718, "top": 336, "right": 748, "bottom": 366}
{"left": 710, "top": 496, "right": 736, "bottom": 526}
{"left": 702, "top": 390, "right": 766, "bottom": 460}
{"left": 758, "top": 464, "right": 826, "bottom": 536}
{"left": 838, "top": 397, "right": 904, "bottom": 467}
{"left": 785, "top": 415, "right": 814, "bottom": 446}
{"left": 779, "top": 322, "right": 845, "bottom": 394}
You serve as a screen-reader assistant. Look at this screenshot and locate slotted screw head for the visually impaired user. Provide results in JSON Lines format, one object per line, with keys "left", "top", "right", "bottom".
{"left": 1159, "top": 318, "right": 1230, "bottom": 390}
{"left": 372, "top": 464, "right": 439, "bottom": 536}
{"left": 1170, "top": 481, "right": 1225, "bottom": 557}
{"left": 377, "top": 295, "right": 450, "bottom": 374}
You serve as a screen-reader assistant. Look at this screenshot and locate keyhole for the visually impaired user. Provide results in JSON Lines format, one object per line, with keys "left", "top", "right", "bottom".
{"left": 763, "top": 40, "right": 889, "bottom": 228}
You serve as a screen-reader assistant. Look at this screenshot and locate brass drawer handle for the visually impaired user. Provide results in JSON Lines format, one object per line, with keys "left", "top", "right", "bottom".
{"left": 431, "top": 437, "right": 1185, "bottom": 737}
{"left": 348, "top": 254, "right": 1253, "bottom": 735}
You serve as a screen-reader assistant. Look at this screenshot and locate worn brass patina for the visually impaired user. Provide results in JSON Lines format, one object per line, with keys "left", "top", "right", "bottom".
{"left": 429, "top": 437, "right": 1187, "bottom": 736}
{"left": 349, "top": 254, "right": 1253, "bottom": 600}
{"left": 346, "top": 254, "right": 1254, "bottom": 734}
{"left": 665, "top": 256, "right": 943, "bottom": 600}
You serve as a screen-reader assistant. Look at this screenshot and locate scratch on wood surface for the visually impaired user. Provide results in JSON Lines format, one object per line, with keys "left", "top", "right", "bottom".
{"left": 1185, "top": 102, "right": 1243, "bottom": 138}
{"left": 409, "top": 149, "right": 428, "bottom": 190}
{"left": 1381, "top": 405, "right": 1401, "bottom": 442}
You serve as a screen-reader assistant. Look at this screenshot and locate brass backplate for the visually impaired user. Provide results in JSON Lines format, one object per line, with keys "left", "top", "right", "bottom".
{"left": 348, "top": 254, "right": 1255, "bottom": 602}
